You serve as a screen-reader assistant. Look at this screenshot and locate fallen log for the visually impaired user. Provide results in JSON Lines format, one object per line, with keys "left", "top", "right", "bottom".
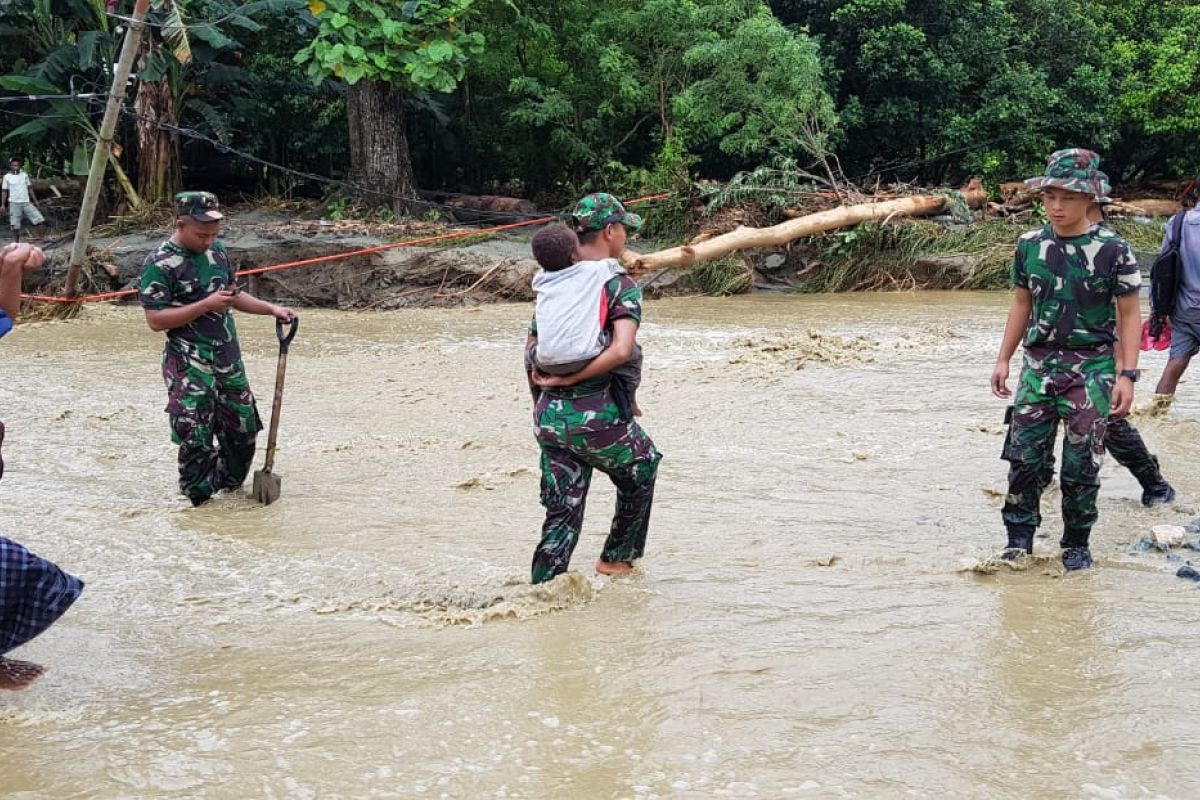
{"left": 630, "top": 195, "right": 950, "bottom": 271}
{"left": 1107, "top": 198, "right": 1182, "bottom": 218}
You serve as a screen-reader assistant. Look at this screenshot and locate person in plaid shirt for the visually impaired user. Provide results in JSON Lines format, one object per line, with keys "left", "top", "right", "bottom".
{"left": 0, "top": 243, "right": 84, "bottom": 690}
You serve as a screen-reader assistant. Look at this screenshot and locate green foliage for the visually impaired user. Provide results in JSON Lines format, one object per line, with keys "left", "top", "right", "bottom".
{"left": 295, "top": 0, "right": 484, "bottom": 91}
{"left": 675, "top": 8, "right": 837, "bottom": 162}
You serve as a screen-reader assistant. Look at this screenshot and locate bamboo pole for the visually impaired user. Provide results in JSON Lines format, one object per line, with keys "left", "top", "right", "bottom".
{"left": 65, "top": 0, "right": 151, "bottom": 298}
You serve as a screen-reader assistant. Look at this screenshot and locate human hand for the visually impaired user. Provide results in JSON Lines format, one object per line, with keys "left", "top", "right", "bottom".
{"left": 1111, "top": 377, "right": 1134, "bottom": 417}
{"left": 1, "top": 242, "right": 45, "bottom": 274}
{"left": 531, "top": 370, "right": 574, "bottom": 388}
{"left": 272, "top": 305, "right": 296, "bottom": 322}
{"left": 206, "top": 289, "right": 237, "bottom": 313}
{"left": 990, "top": 360, "right": 1011, "bottom": 398}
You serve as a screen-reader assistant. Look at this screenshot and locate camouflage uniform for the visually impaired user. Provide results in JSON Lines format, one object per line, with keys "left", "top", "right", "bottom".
{"left": 530, "top": 194, "right": 661, "bottom": 584}
{"left": 138, "top": 193, "right": 261, "bottom": 506}
{"left": 1003, "top": 150, "right": 1141, "bottom": 550}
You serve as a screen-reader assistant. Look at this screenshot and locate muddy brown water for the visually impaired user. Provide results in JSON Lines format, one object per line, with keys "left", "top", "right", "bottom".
{"left": 2, "top": 294, "right": 1199, "bottom": 799}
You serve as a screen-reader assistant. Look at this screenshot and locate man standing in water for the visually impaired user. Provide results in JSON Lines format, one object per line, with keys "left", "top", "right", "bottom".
{"left": 0, "top": 243, "right": 84, "bottom": 689}
{"left": 991, "top": 149, "right": 1142, "bottom": 571}
{"left": 527, "top": 194, "right": 662, "bottom": 583}
{"left": 139, "top": 192, "right": 294, "bottom": 506}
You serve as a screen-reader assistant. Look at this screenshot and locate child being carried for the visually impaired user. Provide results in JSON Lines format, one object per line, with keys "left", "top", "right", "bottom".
{"left": 528, "top": 224, "right": 642, "bottom": 418}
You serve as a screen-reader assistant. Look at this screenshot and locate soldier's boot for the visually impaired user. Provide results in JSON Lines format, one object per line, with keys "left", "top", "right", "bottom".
{"left": 1135, "top": 458, "right": 1175, "bottom": 506}
{"left": 1000, "top": 525, "right": 1035, "bottom": 561}
{"left": 1060, "top": 528, "right": 1093, "bottom": 572}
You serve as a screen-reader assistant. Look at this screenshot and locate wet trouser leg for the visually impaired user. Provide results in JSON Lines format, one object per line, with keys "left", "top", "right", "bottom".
{"left": 0, "top": 536, "right": 83, "bottom": 656}
{"left": 213, "top": 367, "right": 261, "bottom": 491}
{"left": 1059, "top": 371, "right": 1108, "bottom": 547}
{"left": 534, "top": 445, "right": 594, "bottom": 583}
{"left": 1104, "top": 417, "right": 1163, "bottom": 489}
{"left": 1002, "top": 401, "right": 1058, "bottom": 532}
{"left": 531, "top": 388, "right": 662, "bottom": 584}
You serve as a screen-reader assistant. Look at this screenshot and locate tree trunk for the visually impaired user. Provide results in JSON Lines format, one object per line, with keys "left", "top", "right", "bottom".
{"left": 629, "top": 196, "right": 952, "bottom": 272}
{"left": 134, "top": 45, "right": 181, "bottom": 205}
{"left": 346, "top": 80, "right": 415, "bottom": 213}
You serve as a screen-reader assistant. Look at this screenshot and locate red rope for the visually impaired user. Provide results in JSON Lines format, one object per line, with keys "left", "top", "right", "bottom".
{"left": 21, "top": 193, "right": 673, "bottom": 304}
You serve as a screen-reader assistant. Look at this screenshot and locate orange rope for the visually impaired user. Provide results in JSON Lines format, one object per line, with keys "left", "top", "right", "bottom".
{"left": 21, "top": 193, "right": 673, "bottom": 304}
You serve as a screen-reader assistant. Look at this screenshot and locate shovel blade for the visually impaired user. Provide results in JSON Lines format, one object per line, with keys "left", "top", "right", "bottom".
{"left": 252, "top": 469, "right": 282, "bottom": 505}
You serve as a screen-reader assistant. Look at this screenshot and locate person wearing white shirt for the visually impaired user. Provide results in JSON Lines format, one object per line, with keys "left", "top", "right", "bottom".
{"left": 1, "top": 158, "right": 45, "bottom": 241}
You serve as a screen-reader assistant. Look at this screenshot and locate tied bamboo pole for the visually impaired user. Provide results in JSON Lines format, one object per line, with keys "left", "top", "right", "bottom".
{"left": 65, "top": 0, "right": 151, "bottom": 299}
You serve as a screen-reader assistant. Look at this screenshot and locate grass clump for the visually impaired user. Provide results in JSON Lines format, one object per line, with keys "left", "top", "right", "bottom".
{"left": 691, "top": 256, "right": 754, "bottom": 296}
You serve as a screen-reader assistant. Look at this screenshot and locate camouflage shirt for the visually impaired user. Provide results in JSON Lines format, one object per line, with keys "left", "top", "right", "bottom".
{"left": 529, "top": 273, "right": 642, "bottom": 397}
{"left": 1011, "top": 223, "right": 1141, "bottom": 349}
{"left": 138, "top": 239, "right": 242, "bottom": 367}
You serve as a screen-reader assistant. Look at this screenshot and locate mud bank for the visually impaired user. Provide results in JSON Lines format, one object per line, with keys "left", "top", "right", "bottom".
{"left": 31, "top": 210, "right": 697, "bottom": 308}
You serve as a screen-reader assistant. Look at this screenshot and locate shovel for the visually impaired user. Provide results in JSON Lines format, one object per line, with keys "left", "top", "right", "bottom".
{"left": 252, "top": 316, "right": 299, "bottom": 505}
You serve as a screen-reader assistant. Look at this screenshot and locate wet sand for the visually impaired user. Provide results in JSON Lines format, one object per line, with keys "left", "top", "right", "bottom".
{"left": 1, "top": 293, "right": 1198, "bottom": 799}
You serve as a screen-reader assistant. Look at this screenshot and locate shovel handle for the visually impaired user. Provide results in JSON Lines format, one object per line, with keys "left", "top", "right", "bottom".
{"left": 276, "top": 316, "right": 299, "bottom": 353}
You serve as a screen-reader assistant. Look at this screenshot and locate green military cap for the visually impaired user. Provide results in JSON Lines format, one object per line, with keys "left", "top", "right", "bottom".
{"left": 1025, "top": 148, "right": 1109, "bottom": 198}
{"left": 175, "top": 191, "right": 224, "bottom": 222}
{"left": 571, "top": 192, "right": 642, "bottom": 232}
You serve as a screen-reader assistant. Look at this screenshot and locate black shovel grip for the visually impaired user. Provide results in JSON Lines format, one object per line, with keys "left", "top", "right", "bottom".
{"left": 276, "top": 315, "right": 299, "bottom": 352}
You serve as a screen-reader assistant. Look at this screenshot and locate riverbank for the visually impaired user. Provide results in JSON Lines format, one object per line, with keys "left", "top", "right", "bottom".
{"left": 22, "top": 203, "right": 1172, "bottom": 309}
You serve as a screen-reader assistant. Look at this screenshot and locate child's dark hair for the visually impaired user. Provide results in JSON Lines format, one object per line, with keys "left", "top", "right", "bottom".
{"left": 531, "top": 224, "right": 578, "bottom": 271}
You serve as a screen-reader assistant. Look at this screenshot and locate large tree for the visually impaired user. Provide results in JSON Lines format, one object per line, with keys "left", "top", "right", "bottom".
{"left": 295, "top": 0, "right": 484, "bottom": 210}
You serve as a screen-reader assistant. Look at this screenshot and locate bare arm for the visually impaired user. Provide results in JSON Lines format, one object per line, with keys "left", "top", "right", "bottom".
{"left": 991, "top": 287, "right": 1032, "bottom": 398}
{"left": 533, "top": 319, "right": 637, "bottom": 388}
{"left": 1110, "top": 293, "right": 1142, "bottom": 416}
{"left": 0, "top": 243, "right": 44, "bottom": 321}
{"left": 143, "top": 291, "right": 233, "bottom": 332}
{"left": 232, "top": 291, "right": 294, "bottom": 320}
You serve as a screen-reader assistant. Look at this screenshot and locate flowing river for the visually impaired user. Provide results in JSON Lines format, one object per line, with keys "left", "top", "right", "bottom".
{"left": 2, "top": 293, "right": 1198, "bottom": 799}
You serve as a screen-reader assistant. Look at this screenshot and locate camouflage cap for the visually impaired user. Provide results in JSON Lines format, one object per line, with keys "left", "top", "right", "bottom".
{"left": 1025, "top": 148, "right": 1109, "bottom": 197}
{"left": 175, "top": 191, "right": 223, "bottom": 222}
{"left": 571, "top": 193, "right": 642, "bottom": 232}
{"left": 1094, "top": 170, "right": 1113, "bottom": 204}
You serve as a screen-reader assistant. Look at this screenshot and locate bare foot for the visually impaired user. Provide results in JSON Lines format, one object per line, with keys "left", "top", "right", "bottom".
{"left": 0, "top": 657, "right": 48, "bottom": 690}
{"left": 596, "top": 559, "right": 634, "bottom": 577}
{"left": 632, "top": 402, "right": 643, "bottom": 417}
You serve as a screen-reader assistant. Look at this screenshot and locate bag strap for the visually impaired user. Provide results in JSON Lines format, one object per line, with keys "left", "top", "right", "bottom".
{"left": 1170, "top": 210, "right": 1187, "bottom": 250}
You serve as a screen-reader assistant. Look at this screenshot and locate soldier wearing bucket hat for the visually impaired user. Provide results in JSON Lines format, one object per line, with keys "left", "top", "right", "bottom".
{"left": 990, "top": 148, "right": 1144, "bottom": 571}
{"left": 525, "top": 192, "right": 662, "bottom": 584}
{"left": 138, "top": 191, "right": 295, "bottom": 507}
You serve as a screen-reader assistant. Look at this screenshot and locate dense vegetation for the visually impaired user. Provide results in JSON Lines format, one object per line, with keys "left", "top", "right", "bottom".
{"left": 1, "top": 0, "right": 1196, "bottom": 211}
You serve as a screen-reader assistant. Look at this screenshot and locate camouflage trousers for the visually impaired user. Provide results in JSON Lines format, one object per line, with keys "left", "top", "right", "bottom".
{"left": 1038, "top": 417, "right": 1164, "bottom": 491}
{"left": 532, "top": 387, "right": 662, "bottom": 584}
{"left": 1002, "top": 346, "right": 1114, "bottom": 544}
{"left": 162, "top": 348, "right": 262, "bottom": 505}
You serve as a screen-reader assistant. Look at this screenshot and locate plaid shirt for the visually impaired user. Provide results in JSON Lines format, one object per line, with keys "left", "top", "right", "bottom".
{"left": 0, "top": 536, "right": 83, "bottom": 655}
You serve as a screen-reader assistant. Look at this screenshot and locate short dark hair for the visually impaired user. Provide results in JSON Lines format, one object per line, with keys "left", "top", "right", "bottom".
{"left": 576, "top": 229, "right": 600, "bottom": 246}
{"left": 531, "top": 224, "right": 578, "bottom": 271}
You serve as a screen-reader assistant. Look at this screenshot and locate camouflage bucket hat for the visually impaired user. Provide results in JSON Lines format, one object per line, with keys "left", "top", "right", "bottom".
{"left": 1094, "top": 170, "right": 1113, "bottom": 204}
{"left": 1025, "top": 148, "right": 1109, "bottom": 197}
{"left": 175, "top": 191, "right": 223, "bottom": 222}
{"left": 571, "top": 193, "right": 642, "bottom": 232}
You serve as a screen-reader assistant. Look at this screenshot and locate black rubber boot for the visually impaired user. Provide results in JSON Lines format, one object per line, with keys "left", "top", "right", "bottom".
{"left": 1060, "top": 528, "right": 1093, "bottom": 571}
{"left": 1062, "top": 547, "right": 1094, "bottom": 571}
{"left": 1141, "top": 479, "right": 1176, "bottom": 507}
{"left": 1001, "top": 525, "right": 1035, "bottom": 560}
